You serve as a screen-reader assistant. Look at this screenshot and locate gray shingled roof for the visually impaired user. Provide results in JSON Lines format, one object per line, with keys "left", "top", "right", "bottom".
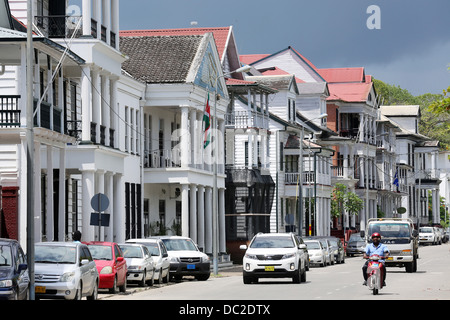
{"left": 120, "top": 35, "right": 203, "bottom": 83}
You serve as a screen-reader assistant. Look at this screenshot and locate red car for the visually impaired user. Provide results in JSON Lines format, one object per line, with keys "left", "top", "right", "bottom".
{"left": 84, "top": 241, "right": 127, "bottom": 293}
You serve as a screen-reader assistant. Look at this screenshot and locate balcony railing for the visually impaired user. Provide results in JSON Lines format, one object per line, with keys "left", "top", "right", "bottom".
{"left": 0, "top": 95, "right": 20, "bottom": 127}
{"left": 35, "top": 15, "right": 82, "bottom": 38}
{"left": 225, "top": 111, "right": 269, "bottom": 130}
{"left": 144, "top": 149, "right": 181, "bottom": 168}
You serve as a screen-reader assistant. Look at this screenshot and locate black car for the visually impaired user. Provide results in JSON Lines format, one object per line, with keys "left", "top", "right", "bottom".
{"left": 0, "top": 238, "right": 29, "bottom": 300}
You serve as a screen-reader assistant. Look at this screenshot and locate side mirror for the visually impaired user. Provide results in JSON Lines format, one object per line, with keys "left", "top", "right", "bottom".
{"left": 18, "top": 264, "right": 28, "bottom": 272}
{"left": 163, "top": 253, "right": 168, "bottom": 258}
{"left": 80, "top": 259, "right": 89, "bottom": 266}
{"left": 360, "top": 230, "right": 365, "bottom": 238}
{"left": 117, "top": 256, "right": 124, "bottom": 262}
{"left": 299, "top": 244, "right": 306, "bottom": 250}
{"left": 239, "top": 245, "right": 248, "bottom": 250}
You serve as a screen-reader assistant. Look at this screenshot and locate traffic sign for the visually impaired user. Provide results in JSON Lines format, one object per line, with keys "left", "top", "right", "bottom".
{"left": 91, "top": 193, "right": 109, "bottom": 212}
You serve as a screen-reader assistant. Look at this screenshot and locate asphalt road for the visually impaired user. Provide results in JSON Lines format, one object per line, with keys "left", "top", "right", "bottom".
{"left": 100, "top": 242, "right": 450, "bottom": 301}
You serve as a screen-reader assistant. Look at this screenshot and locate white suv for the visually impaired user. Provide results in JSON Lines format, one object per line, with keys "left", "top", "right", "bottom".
{"left": 240, "top": 233, "right": 307, "bottom": 284}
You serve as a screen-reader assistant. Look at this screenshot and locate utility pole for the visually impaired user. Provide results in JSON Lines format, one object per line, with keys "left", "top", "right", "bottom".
{"left": 26, "top": 0, "right": 35, "bottom": 300}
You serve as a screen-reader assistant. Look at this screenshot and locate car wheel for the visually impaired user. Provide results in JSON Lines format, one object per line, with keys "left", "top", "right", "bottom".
{"left": 87, "top": 280, "right": 98, "bottom": 300}
{"left": 119, "top": 276, "right": 127, "bottom": 293}
{"left": 147, "top": 272, "right": 154, "bottom": 286}
{"left": 157, "top": 268, "right": 163, "bottom": 284}
{"left": 293, "top": 267, "right": 301, "bottom": 283}
{"left": 109, "top": 276, "right": 118, "bottom": 294}
{"left": 73, "top": 283, "right": 82, "bottom": 300}
{"left": 163, "top": 269, "right": 170, "bottom": 283}
{"left": 243, "top": 276, "right": 257, "bottom": 284}
{"left": 301, "top": 267, "right": 307, "bottom": 283}
{"left": 139, "top": 271, "right": 146, "bottom": 287}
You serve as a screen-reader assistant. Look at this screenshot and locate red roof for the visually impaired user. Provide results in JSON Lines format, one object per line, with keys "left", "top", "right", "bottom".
{"left": 318, "top": 67, "right": 365, "bottom": 83}
{"left": 327, "top": 82, "right": 372, "bottom": 102}
{"left": 120, "top": 27, "right": 231, "bottom": 60}
{"left": 239, "top": 54, "right": 270, "bottom": 65}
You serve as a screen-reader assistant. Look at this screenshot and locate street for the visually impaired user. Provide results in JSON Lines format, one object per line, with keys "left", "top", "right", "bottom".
{"left": 100, "top": 242, "right": 450, "bottom": 301}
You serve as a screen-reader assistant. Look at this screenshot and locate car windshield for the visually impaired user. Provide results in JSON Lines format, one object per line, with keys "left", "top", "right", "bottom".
{"left": 0, "top": 245, "right": 12, "bottom": 267}
{"left": 250, "top": 236, "right": 294, "bottom": 249}
{"left": 143, "top": 243, "right": 160, "bottom": 256}
{"left": 35, "top": 245, "right": 77, "bottom": 264}
{"left": 162, "top": 239, "right": 198, "bottom": 251}
{"left": 305, "top": 242, "right": 320, "bottom": 249}
{"left": 88, "top": 245, "right": 113, "bottom": 261}
{"left": 368, "top": 223, "right": 410, "bottom": 238}
{"left": 349, "top": 234, "right": 363, "bottom": 242}
{"left": 419, "top": 228, "right": 433, "bottom": 233}
{"left": 120, "top": 245, "right": 143, "bottom": 258}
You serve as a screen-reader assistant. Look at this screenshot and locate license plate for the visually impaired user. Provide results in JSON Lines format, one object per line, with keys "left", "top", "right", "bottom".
{"left": 387, "top": 257, "right": 393, "bottom": 261}
{"left": 187, "top": 264, "right": 196, "bottom": 270}
{"left": 35, "top": 286, "right": 46, "bottom": 293}
{"left": 264, "top": 266, "right": 275, "bottom": 271}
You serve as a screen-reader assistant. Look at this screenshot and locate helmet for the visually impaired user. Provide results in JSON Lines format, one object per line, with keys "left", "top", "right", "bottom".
{"left": 371, "top": 232, "right": 381, "bottom": 238}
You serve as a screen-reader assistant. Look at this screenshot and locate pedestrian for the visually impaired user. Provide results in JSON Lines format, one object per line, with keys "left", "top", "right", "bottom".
{"left": 72, "top": 230, "right": 82, "bottom": 243}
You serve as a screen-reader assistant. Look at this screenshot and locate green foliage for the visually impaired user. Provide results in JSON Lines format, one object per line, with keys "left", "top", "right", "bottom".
{"left": 330, "top": 183, "right": 363, "bottom": 218}
{"left": 373, "top": 78, "right": 450, "bottom": 150}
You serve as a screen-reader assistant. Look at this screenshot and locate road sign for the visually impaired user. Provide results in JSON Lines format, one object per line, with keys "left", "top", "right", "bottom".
{"left": 91, "top": 193, "right": 109, "bottom": 212}
{"left": 90, "top": 212, "right": 111, "bottom": 227}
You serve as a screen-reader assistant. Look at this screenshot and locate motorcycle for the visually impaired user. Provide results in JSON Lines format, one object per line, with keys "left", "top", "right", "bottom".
{"left": 366, "top": 255, "right": 384, "bottom": 295}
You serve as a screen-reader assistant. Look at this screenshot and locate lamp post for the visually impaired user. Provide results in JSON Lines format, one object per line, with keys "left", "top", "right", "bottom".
{"left": 298, "top": 113, "right": 327, "bottom": 236}
{"left": 212, "top": 65, "right": 251, "bottom": 275}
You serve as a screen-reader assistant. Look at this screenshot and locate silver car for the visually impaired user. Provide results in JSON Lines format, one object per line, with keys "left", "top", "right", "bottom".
{"left": 126, "top": 238, "right": 170, "bottom": 283}
{"left": 34, "top": 242, "right": 99, "bottom": 300}
{"left": 119, "top": 243, "right": 155, "bottom": 286}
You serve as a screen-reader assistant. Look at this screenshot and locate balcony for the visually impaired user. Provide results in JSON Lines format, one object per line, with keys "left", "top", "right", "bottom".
{"left": 35, "top": 16, "right": 117, "bottom": 49}
{"left": 225, "top": 111, "right": 269, "bottom": 130}
{"left": 144, "top": 149, "right": 181, "bottom": 169}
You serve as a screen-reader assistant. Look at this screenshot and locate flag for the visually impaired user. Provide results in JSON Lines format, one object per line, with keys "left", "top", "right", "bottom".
{"left": 393, "top": 171, "right": 399, "bottom": 187}
{"left": 203, "top": 93, "right": 211, "bottom": 149}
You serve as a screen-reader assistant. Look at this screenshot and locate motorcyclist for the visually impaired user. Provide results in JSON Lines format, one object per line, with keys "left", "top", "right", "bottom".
{"left": 362, "top": 232, "right": 389, "bottom": 286}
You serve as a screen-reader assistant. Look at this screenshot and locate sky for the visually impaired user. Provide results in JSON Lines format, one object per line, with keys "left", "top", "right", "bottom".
{"left": 117, "top": 0, "right": 450, "bottom": 96}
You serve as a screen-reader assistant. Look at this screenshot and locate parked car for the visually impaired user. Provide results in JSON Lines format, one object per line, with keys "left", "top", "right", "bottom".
{"left": 304, "top": 240, "right": 327, "bottom": 267}
{"left": 240, "top": 232, "right": 307, "bottom": 284}
{"left": 119, "top": 243, "right": 155, "bottom": 287}
{"left": 126, "top": 238, "right": 170, "bottom": 283}
{"left": 0, "top": 238, "right": 29, "bottom": 300}
{"left": 84, "top": 241, "right": 127, "bottom": 293}
{"left": 419, "top": 227, "right": 437, "bottom": 245}
{"left": 325, "top": 237, "right": 345, "bottom": 264}
{"left": 34, "top": 242, "right": 99, "bottom": 300}
{"left": 307, "top": 237, "right": 333, "bottom": 265}
{"left": 346, "top": 233, "right": 366, "bottom": 256}
{"left": 433, "top": 227, "right": 443, "bottom": 245}
{"left": 152, "top": 236, "right": 210, "bottom": 281}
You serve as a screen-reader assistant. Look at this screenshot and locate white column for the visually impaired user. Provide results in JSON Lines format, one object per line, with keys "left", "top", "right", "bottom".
{"left": 92, "top": 68, "right": 101, "bottom": 144}
{"left": 105, "top": 172, "right": 114, "bottom": 241}
{"left": 92, "top": 0, "right": 101, "bottom": 40}
{"left": 180, "top": 106, "right": 190, "bottom": 167}
{"left": 58, "top": 148, "right": 66, "bottom": 241}
{"left": 102, "top": 0, "right": 111, "bottom": 44}
{"left": 101, "top": 74, "right": 111, "bottom": 146}
{"left": 81, "top": 66, "right": 92, "bottom": 142}
{"left": 190, "top": 184, "right": 197, "bottom": 243}
{"left": 110, "top": 77, "right": 118, "bottom": 148}
{"left": 96, "top": 170, "right": 105, "bottom": 240}
{"left": 219, "top": 188, "right": 226, "bottom": 253}
{"left": 33, "top": 141, "right": 41, "bottom": 243}
{"left": 197, "top": 185, "right": 205, "bottom": 251}
{"left": 111, "top": 0, "right": 120, "bottom": 49}
{"left": 181, "top": 184, "right": 189, "bottom": 237}
{"left": 205, "top": 186, "right": 212, "bottom": 254}
{"left": 114, "top": 173, "right": 125, "bottom": 243}
{"left": 81, "top": 168, "right": 96, "bottom": 241}
{"left": 82, "top": 0, "right": 92, "bottom": 36}
{"left": 190, "top": 109, "right": 197, "bottom": 168}
{"left": 46, "top": 146, "right": 54, "bottom": 241}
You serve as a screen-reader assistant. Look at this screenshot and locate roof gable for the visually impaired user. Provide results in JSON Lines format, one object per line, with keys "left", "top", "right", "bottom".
{"left": 246, "top": 46, "right": 325, "bottom": 83}
{"left": 318, "top": 67, "right": 366, "bottom": 83}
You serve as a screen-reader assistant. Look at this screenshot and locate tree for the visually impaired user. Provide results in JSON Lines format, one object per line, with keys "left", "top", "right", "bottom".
{"left": 373, "top": 78, "right": 450, "bottom": 150}
{"left": 331, "top": 183, "right": 363, "bottom": 218}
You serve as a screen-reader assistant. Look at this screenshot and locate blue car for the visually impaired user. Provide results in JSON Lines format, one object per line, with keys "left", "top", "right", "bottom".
{"left": 0, "top": 238, "right": 29, "bottom": 300}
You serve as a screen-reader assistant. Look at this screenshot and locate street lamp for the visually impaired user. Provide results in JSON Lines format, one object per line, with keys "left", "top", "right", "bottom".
{"left": 212, "top": 64, "right": 251, "bottom": 275}
{"left": 298, "top": 113, "right": 327, "bottom": 236}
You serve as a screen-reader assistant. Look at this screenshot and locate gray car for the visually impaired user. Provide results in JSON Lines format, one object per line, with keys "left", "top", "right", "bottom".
{"left": 34, "top": 242, "right": 99, "bottom": 300}
{"left": 346, "top": 233, "right": 366, "bottom": 256}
